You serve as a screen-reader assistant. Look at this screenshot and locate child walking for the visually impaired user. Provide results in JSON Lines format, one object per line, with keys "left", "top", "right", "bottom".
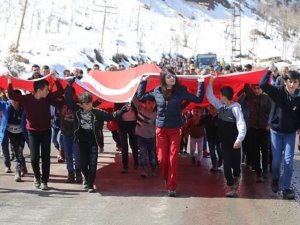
{"left": 0, "top": 90, "right": 28, "bottom": 182}
{"left": 7, "top": 72, "right": 63, "bottom": 190}
{"left": 65, "top": 79, "right": 128, "bottom": 192}
{"left": 206, "top": 75, "right": 246, "bottom": 197}
{"left": 203, "top": 105, "right": 222, "bottom": 172}
{"left": 260, "top": 66, "right": 300, "bottom": 200}
{"left": 185, "top": 106, "right": 205, "bottom": 166}
{"left": 132, "top": 96, "right": 157, "bottom": 178}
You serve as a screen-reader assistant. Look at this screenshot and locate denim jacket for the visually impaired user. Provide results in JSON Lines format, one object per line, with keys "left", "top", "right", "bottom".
{"left": 0, "top": 101, "right": 28, "bottom": 144}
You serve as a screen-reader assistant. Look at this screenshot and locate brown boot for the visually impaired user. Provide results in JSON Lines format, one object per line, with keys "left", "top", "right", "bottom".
{"left": 226, "top": 186, "right": 238, "bottom": 198}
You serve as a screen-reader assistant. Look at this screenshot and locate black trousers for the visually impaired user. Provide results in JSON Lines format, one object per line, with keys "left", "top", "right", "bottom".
{"left": 221, "top": 141, "right": 241, "bottom": 186}
{"left": 242, "top": 131, "right": 253, "bottom": 166}
{"left": 28, "top": 130, "right": 51, "bottom": 184}
{"left": 8, "top": 132, "right": 25, "bottom": 172}
{"left": 111, "top": 130, "right": 121, "bottom": 148}
{"left": 78, "top": 139, "right": 98, "bottom": 189}
{"left": 248, "top": 128, "right": 269, "bottom": 176}
{"left": 119, "top": 121, "right": 138, "bottom": 169}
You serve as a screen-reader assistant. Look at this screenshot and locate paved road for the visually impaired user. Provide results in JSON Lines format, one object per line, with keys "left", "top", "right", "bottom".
{"left": 0, "top": 130, "right": 300, "bottom": 225}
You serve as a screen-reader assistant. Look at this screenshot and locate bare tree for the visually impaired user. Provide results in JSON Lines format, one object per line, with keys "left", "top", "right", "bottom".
{"left": 16, "top": 0, "right": 28, "bottom": 50}
{"left": 181, "top": 20, "right": 191, "bottom": 48}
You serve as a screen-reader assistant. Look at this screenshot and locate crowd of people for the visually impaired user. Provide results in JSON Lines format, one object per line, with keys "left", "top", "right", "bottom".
{"left": 1, "top": 59, "right": 300, "bottom": 200}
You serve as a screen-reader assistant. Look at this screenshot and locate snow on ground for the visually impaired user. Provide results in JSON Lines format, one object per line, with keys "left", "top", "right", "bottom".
{"left": 0, "top": 0, "right": 298, "bottom": 76}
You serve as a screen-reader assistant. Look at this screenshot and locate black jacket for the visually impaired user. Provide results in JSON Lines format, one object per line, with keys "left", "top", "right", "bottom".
{"left": 244, "top": 84, "right": 271, "bottom": 129}
{"left": 260, "top": 71, "right": 300, "bottom": 133}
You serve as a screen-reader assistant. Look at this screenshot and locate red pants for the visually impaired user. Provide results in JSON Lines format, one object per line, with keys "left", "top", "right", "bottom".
{"left": 156, "top": 127, "right": 182, "bottom": 190}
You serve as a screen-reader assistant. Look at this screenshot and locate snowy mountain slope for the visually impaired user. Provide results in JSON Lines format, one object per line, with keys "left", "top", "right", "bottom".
{"left": 0, "top": 0, "right": 297, "bottom": 76}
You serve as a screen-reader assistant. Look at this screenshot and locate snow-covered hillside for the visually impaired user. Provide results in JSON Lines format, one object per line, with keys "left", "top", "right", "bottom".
{"left": 0, "top": 0, "right": 297, "bottom": 75}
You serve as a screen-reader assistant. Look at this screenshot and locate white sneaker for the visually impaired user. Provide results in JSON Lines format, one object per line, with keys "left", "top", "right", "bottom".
{"left": 88, "top": 188, "right": 95, "bottom": 193}
{"left": 33, "top": 178, "right": 41, "bottom": 189}
{"left": 41, "top": 183, "right": 49, "bottom": 191}
{"left": 15, "top": 172, "right": 22, "bottom": 182}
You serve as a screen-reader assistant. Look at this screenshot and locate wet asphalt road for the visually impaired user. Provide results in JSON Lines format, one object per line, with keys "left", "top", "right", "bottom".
{"left": 0, "top": 129, "right": 300, "bottom": 225}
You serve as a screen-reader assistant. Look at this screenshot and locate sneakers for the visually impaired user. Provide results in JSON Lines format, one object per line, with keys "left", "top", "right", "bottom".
{"left": 33, "top": 178, "right": 41, "bottom": 189}
{"left": 99, "top": 148, "right": 104, "bottom": 153}
{"left": 21, "top": 165, "right": 28, "bottom": 177}
{"left": 4, "top": 167, "right": 12, "bottom": 173}
{"left": 15, "top": 171, "right": 22, "bottom": 182}
{"left": 282, "top": 189, "right": 295, "bottom": 200}
{"left": 271, "top": 179, "right": 279, "bottom": 193}
{"left": 226, "top": 186, "right": 238, "bottom": 198}
{"left": 88, "top": 188, "right": 96, "bottom": 193}
{"left": 226, "top": 177, "right": 240, "bottom": 197}
{"left": 41, "top": 183, "right": 49, "bottom": 191}
{"left": 168, "top": 190, "right": 177, "bottom": 197}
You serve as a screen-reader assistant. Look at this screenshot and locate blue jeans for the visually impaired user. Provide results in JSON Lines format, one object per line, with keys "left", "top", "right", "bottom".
{"left": 137, "top": 136, "right": 156, "bottom": 169}
{"left": 62, "top": 135, "right": 80, "bottom": 174}
{"left": 270, "top": 129, "right": 296, "bottom": 190}
{"left": 51, "top": 127, "right": 63, "bottom": 150}
{"left": 1, "top": 132, "right": 11, "bottom": 167}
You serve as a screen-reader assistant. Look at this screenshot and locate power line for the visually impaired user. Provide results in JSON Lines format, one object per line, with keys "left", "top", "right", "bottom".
{"left": 93, "top": 2, "right": 117, "bottom": 53}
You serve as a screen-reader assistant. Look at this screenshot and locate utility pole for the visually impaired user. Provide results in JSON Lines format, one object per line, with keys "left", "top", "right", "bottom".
{"left": 94, "top": 1, "right": 117, "bottom": 53}
{"left": 137, "top": 4, "right": 141, "bottom": 36}
{"left": 16, "top": 0, "right": 28, "bottom": 50}
{"left": 231, "top": 0, "right": 242, "bottom": 65}
{"left": 282, "top": 7, "right": 288, "bottom": 61}
{"left": 135, "top": 4, "right": 148, "bottom": 39}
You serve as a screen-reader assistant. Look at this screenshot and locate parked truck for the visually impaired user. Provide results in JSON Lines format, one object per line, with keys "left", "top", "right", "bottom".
{"left": 195, "top": 53, "right": 217, "bottom": 68}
